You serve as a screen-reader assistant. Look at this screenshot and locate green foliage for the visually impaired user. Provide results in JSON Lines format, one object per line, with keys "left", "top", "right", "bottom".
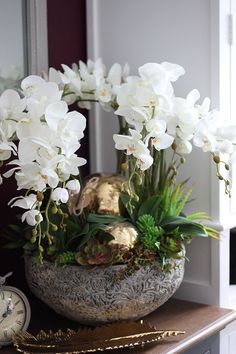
{"left": 119, "top": 177, "right": 218, "bottom": 268}
{"left": 1, "top": 224, "right": 28, "bottom": 249}
{"left": 136, "top": 215, "right": 164, "bottom": 251}
{"left": 75, "top": 239, "right": 115, "bottom": 265}
{"left": 2, "top": 169, "right": 218, "bottom": 271}
{"left": 55, "top": 251, "right": 76, "bottom": 266}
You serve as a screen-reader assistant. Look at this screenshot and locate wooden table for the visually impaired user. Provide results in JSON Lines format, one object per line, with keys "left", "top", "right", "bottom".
{"left": 1, "top": 298, "right": 236, "bottom": 354}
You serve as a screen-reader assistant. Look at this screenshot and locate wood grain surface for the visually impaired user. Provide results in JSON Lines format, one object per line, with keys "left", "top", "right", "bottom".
{"left": 1, "top": 298, "right": 236, "bottom": 354}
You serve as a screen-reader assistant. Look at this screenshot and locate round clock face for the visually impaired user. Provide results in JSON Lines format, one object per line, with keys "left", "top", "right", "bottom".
{"left": 0, "top": 286, "right": 31, "bottom": 346}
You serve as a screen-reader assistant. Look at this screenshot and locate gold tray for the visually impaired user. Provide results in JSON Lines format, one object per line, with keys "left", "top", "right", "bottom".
{"left": 13, "top": 320, "right": 185, "bottom": 353}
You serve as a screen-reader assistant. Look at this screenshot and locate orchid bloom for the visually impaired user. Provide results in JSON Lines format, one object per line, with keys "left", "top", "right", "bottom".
{"left": 145, "top": 119, "right": 174, "bottom": 151}
{"left": 113, "top": 129, "right": 153, "bottom": 170}
{"left": 51, "top": 187, "right": 69, "bottom": 204}
{"left": 22, "top": 210, "right": 43, "bottom": 226}
{"left": 66, "top": 179, "right": 81, "bottom": 194}
{"left": 8, "top": 194, "right": 42, "bottom": 227}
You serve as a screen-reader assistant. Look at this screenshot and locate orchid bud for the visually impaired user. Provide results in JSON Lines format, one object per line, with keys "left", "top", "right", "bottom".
{"left": 213, "top": 155, "right": 220, "bottom": 164}
{"left": 172, "top": 142, "right": 177, "bottom": 151}
{"left": 38, "top": 245, "right": 44, "bottom": 253}
{"left": 32, "top": 228, "right": 37, "bottom": 237}
{"left": 225, "top": 164, "right": 230, "bottom": 171}
{"left": 51, "top": 224, "right": 58, "bottom": 232}
{"left": 37, "top": 191, "right": 44, "bottom": 202}
{"left": 30, "top": 236, "right": 37, "bottom": 244}
{"left": 51, "top": 205, "right": 58, "bottom": 214}
{"left": 121, "top": 161, "right": 129, "bottom": 171}
{"left": 35, "top": 214, "right": 42, "bottom": 222}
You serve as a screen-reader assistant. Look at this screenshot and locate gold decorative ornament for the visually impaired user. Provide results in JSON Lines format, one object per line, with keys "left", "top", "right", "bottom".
{"left": 107, "top": 221, "right": 138, "bottom": 247}
{"left": 73, "top": 175, "right": 124, "bottom": 216}
{"left": 13, "top": 320, "right": 185, "bottom": 353}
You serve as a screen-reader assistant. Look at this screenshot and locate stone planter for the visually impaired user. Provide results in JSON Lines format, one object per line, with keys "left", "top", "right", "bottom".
{"left": 25, "top": 257, "right": 184, "bottom": 325}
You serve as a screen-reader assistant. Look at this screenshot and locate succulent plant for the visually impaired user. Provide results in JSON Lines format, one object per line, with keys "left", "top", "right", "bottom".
{"left": 136, "top": 214, "right": 164, "bottom": 252}
{"left": 75, "top": 239, "right": 114, "bottom": 265}
{"left": 55, "top": 251, "right": 76, "bottom": 266}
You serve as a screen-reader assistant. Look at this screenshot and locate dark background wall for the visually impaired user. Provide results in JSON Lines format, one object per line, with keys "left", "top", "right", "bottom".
{"left": 0, "top": 0, "right": 87, "bottom": 294}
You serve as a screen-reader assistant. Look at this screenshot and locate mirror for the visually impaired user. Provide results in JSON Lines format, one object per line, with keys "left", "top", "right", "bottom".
{"left": 0, "top": 0, "right": 48, "bottom": 93}
{"left": 0, "top": 0, "right": 26, "bottom": 92}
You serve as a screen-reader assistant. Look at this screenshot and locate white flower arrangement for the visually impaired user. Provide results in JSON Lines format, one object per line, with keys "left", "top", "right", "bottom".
{"left": 1, "top": 58, "right": 235, "bottom": 265}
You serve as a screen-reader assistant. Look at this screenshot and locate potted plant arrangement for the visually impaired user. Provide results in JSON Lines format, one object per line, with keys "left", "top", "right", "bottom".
{"left": 0, "top": 59, "right": 234, "bottom": 324}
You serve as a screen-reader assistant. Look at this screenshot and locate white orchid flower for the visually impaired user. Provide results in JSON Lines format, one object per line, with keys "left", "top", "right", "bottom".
{"left": 96, "top": 84, "right": 112, "bottom": 103}
{"left": 45, "top": 101, "right": 68, "bottom": 131}
{"left": 51, "top": 187, "right": 69, "bottom": 204}
{"left": 145, "top": 120, "right": 174, "bottom": 151}
{"left": 138, "top": 62, "right": 184, "bottom": 97}
{"left": 115, "top": 106, "right": 151, "bottom": 132}
{"left": 175, "top": 139, "right": 193, "bottom": 154}
{"left": 14, "top": 162, "right": 58, "bottom": 191}
{"left": 0, "top": 141, "right": 17, "bottom": 161}
{"left": 196, "top": 97, "right": 211, "bottom": 118}
{"left": 171, "top": 91, "right": 200, "bottom": 138}
{"left": 48, "top": 67, "right": 64, "bottom": 86}
{"left": 107, "top": 63, "right": 129, "bottom": 94}
{"left": 93, "top": 59, "right": 106, "bottom": 86}
{"left": 0, "top": 89, "right": 26, "bottom": 122}
{"left": 216, "top": 125, "right": 236, "bottom": 142}
{"left": 193, "top": 120, "right": 218, "bottom": 153}
{"left": 0, "top": 149, "right": 11, "bottom": 161}
{"left": 8, "top": 194, "right": 37, "bottom": 209}
{"left": 22, "top": 209, "right": 43, "bottom": 226}
{"left": 113, "top": 129, "right": 153, "bottom": 170}
{"left": 66, "top": 179, "right": 81, "bottom": 193}
{"left": 60, "top": 64, "right": 82, "bottom": 94}
{"left": 146, "top": 118, "right": 167, "bottom": 133}
{"left": 136, "top": 153, "right": 153, "bottom": 171}
{"left": 21, "top": 75, "right": 62, "bottom": 120}
{"left": 107, "top": 63, "right": 122, "bottom": 86}
{"left": 21, "top": 75, "right": 45, "bottom": 97}
{"left": 79, "top": 60, "right": 91, "bottom": 78}
{"left": 17, "top": 138, "right": 55, "bottom": 164}
{"left": 45, "top": 102, "right": 86, "bottom": 157}
{"left": 116, "top": 77, "right": 158, "bottom": 107}
{"left": 0, "top": 96, "right": 21, "bottom": 155}
{"left": 217, "top": 140, "right": 234, "bottom": 156}
{"left": 57, "top": 155, "right": 87, "bottom": 180}
{"left": 113, "top": 129, "right": 149, "bottom": 157}
{"left": 160, "top": 62, "right": 186, "bottom": 82}
{"left": 79, "top": 61, "right": 97, "bottom": 91}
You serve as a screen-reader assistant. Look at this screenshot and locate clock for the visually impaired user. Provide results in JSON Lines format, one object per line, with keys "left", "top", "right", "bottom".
{"left": 0, "top": 285, "right": 31, "bottom": 348}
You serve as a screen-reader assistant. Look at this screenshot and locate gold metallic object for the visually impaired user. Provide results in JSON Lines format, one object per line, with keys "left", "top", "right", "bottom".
{"left": 13, "top": 320, "right": 185, "bottom": 353}
{"left": 107, "top": 221, "right": 138, "bottom": 247}
{"left": 73, "top": 175, "right": 125, "bottom": 216}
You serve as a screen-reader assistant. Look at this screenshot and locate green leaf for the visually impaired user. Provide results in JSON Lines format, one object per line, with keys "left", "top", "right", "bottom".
{"left": 119, "top": 193, "right": 139, "bottom": 221}
{"left": 137, "top": 195, "right": 161, "bottom": 220}
{"left": 87, "top": 213, "right": 126, "bottom": 224}
{"left": 78, "top": 223, "right": 109, "bottom": 249}
{"left": 160, "top": 216, "right": 208, "bottom": 237}
{"left": 23, "top": 242, "right": 37, "bottom": 251}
